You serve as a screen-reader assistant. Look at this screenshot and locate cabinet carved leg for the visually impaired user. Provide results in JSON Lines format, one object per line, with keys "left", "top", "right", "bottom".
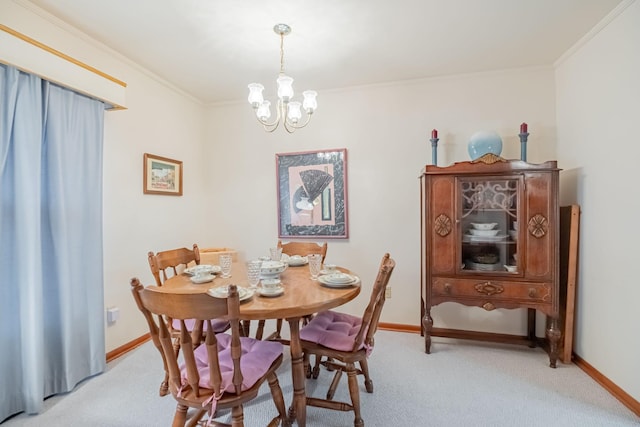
{"left": 546, "top": 318, "right": 561, "bottom": 368}
{"left": 527, "top": 309, "right": 537, "bottom": 348}
{"left": 422, "top": 309, "right": 433, "bottom": 354}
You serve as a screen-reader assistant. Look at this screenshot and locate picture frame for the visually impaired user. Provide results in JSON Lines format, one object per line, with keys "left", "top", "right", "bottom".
{"left": 276, "top": 148, "right": 348, "bottom": 239}
{"left": 143, "top": 153, "right": 183, "bottom": 196}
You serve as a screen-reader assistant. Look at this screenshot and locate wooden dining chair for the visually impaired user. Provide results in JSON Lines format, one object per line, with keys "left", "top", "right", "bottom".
{"left": 255, "top": 240, "right": 328, "bottom": 341}
{"left": 147, "top": 244, "right": 230, "bottom": 396}
{"left": 148, "top": 244, "right": 201, "bottom": 286}
{"left": 130, "top": 279, "right": 290, "bottom": 427}
{"left": 299, "top": 253, "right": 395, "bottom": 427}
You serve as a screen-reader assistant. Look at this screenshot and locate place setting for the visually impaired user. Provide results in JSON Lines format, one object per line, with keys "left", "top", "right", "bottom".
{"left": 206, "top": 285, "right": 255, "bottom": 302}
{"left": 183, "top": 264, "right": 222, "bottom": 284}
{"left": 258, "top": 278, "right": 284, "bottom": 297}
{"left": 317, "top": 271, "right": 360, "bottom": 288}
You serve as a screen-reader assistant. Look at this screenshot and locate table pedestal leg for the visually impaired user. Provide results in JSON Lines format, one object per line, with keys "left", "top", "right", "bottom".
{"left": 287, "top": 317, "right": 306, "bottom": 426}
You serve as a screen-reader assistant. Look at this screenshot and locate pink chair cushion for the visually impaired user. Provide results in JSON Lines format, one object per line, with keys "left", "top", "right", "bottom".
{"left": 172, "top": 318, "right": 229, "bottom": 333}
{"left": 180, "top": 333, "right": 283, "bottom": 393}
{"left": 299, "top": 310, "right": 364, "bottom": 352}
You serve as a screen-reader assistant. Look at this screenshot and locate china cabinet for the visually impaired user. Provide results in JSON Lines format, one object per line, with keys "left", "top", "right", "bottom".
{"left": 420, "top": 154, "right": 561, "bottom": 367}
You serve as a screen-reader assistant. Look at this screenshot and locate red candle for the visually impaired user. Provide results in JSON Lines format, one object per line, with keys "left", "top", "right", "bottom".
{"left": 431, "top": 129, "right": 438, "bottom": 139}
{"left": 520, "top": 122, "right": 528, "bottom": 133}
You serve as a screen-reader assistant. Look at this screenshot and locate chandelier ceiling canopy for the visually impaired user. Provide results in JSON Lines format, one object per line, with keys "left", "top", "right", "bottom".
{"left": 247, "top": 24, "right": 317, "bottom": 134}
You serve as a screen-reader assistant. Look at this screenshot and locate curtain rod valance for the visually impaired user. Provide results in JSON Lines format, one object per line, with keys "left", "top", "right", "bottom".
{"left": 0, "top": 24, "right": 127, "bottom": 110}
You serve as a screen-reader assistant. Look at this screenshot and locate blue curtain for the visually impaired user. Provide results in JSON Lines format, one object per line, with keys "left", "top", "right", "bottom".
{"left": 0, "top": 64, "right": 106, "bottom": 421}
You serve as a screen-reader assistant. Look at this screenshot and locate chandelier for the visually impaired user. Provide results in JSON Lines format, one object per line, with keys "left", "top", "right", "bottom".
{"left": 247, "top": 24, "right": 317, "bottom": 133}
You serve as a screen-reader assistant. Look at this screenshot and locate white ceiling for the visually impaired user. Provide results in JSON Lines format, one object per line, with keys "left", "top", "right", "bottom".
{"left": 26, "top": 0, "right": 623, "bottom": 105}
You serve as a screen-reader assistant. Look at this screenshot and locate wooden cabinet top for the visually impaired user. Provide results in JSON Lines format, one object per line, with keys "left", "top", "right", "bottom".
{"left": 421, "top": 154, "right": 559, "bottom": 176}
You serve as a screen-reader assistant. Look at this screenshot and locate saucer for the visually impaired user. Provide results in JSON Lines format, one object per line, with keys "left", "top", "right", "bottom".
{"left": 184, "top": 265, "right": 221, "bottom": 276}
{"left": 190, "top": 274, "right": 215, "bottom": 284}
{"left": 207, "top": 286, "right": 254, "bottom": 301}
{"left": 259, "top": 286, "right": 284, "bottom": 297}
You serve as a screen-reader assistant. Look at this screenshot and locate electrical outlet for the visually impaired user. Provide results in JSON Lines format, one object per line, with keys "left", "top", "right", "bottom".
{"left": 385, "top": 287, "right": 391, "bottom": 299}
{"left": 107, "top": 306, "right": 120, "bottom": 324}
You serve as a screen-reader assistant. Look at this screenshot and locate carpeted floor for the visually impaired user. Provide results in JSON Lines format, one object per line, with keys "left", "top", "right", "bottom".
{"left": 3, "top": 330, "right": 638, "bottom": 426}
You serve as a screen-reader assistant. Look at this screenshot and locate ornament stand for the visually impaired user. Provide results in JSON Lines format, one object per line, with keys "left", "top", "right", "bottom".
{"left": 519, "top": 131, "right": 529, "bottom": 161}
{"left": 430, "top": 136, "right": 439, "bottom": 165}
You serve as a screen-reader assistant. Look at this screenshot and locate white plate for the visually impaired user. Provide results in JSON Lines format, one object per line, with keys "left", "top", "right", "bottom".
{"left": 190, "top": 274, "right": 215, "bottom": 284}
{"left": 318, "top": 274, "right": 359, "bottom": 288}
{"left": 322, "top": 273, "right": 355, "bottom": 284}
{"left": 319, "top": 269, "right": 338, "bottom": 275}
{"left": 259, "top": 286, "right": 284, "bottom": 297}
{"left": 465, "top": 260, "right": 503, "bottom": 271}
{"left": 470, "top": 222, "right": 498, "bottom": 230}
{"left": 462, "top": 234, "right": 508, "bottom": 243}
{"left": 207, "top": 286, "right": 254, "bottom": 301}
{"left": 184, "top": 265, "right": 221, "bottom": 276}
{"left": 468, "top": 228, "right": 500, "bottom": 237}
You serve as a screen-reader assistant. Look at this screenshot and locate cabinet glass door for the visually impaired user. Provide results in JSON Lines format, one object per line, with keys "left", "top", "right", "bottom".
{"left": 459, "top": 176, "right": 521, "bottom": 274}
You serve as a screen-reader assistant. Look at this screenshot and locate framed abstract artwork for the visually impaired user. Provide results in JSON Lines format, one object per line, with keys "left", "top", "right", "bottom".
{"left": 276, "top": 148, "right": 348, "bottom": 239}
{"left": 143, "top": 153, "right": 183, "bottom": 196}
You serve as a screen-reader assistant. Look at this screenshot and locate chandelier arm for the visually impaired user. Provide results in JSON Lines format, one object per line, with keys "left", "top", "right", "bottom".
{"left": 284, "top": 112, "right": 313, "bottom": 132}
{"left": 255, "top": 98, "right": 285, "bottom": 131}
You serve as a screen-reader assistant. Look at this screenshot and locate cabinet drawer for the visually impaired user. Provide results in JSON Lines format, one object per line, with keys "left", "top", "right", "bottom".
{"left": 432, "top": 277, "right": 552, "bottom": 303}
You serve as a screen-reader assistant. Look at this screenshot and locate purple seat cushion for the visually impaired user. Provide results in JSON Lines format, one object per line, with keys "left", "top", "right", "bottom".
{"left": 299, "top": 310, "right": 364, "bottom": 352}
{"left": 180, "top": 333, "right": 283, "bottom": 393}
{"left": 172, "top": 318, "right": 229, "bottom": 333}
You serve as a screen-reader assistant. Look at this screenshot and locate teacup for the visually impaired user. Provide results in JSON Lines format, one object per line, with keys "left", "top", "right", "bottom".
{"left": 262, "top": 278, "right": 281, "bottom": 292}
{"left": 323, "top": 263, "right": 337, "bottom": 273}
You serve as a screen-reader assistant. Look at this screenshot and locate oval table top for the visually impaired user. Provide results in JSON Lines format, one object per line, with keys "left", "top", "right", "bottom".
{"left": 162, "top": 261, "right": 361, "bottom": 321}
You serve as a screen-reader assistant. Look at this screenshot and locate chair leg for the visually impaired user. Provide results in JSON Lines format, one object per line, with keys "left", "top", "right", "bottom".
{"left": 346, "top": 363, "right": 364, "bottom": 427}
{"left": 172, "top": 403, "right": 188, "bottom": 427}
{"left": 267, "top": 372, "right": 291, "bottom": 426}
{"left": 275, "top": 318, "right": 283, "bottom": 339}
{"left": 241, "top": 320, "right": 251, "bottom": 337}
{"left": 185, "top": 409, "right": 207, "bottom": 427}
{"left": 256, "top": 320, "right": 265, "bottom": 340}
{"left": 231, "top": 405, "right": 245, "bottom": 427}
{"left": 159, "top": 372, "right": 169, "bottom": 396}
{"left": 326, "top": 368, "right": 343, "bottom": 400}
{"left": 173, "top": 338, "right": 180, "bottom": 358}
{"left": 359, "top": 358, "right": 374, "bottom": 393}
{"left": 303, "top": 352, "right": 311, "bottom": 379}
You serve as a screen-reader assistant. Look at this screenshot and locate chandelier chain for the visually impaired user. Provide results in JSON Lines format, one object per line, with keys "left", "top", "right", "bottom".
{"left": 280, "top": 32, "right": 285, "bottom": 75}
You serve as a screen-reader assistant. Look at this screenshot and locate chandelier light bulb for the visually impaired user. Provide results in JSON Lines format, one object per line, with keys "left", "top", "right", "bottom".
{"left": 257, "top": 100, "right": 271, "bottom": 121}
{"left": 302, "top": 90, "right": 317, "bottom": 113}
{"left": 287, "top": 101, "right": 302, "bottom": 124}
{"left": 247, "top": 23, "right": 317, "bottom": 133}
{"left": 277, "top": 75, "right": 294, "bottom": 102}
{"left": 247, "top": 83, "right": 264, "bottom": 108}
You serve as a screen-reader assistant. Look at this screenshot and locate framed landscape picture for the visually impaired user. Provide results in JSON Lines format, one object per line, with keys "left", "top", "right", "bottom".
{"left": 143, "top": 153, "right": 183, "bottom": 196}
{"left": 276, "top": 148, "right": 348, "bottom": 239}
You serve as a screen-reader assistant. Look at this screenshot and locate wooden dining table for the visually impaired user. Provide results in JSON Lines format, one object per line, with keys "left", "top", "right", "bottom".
{"left": 162, "top": 260, "right": 361, "bottom": 427}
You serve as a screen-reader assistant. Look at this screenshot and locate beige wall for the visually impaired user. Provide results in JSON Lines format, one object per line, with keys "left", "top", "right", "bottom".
{"left": 4, "top": 0, "right": 638, "bottom": 406}
{"left": 555, "top": 0, "right": 640, "bottom": 403}
{"left": 204, "top": 68, "right": 557, "bottom": 333}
